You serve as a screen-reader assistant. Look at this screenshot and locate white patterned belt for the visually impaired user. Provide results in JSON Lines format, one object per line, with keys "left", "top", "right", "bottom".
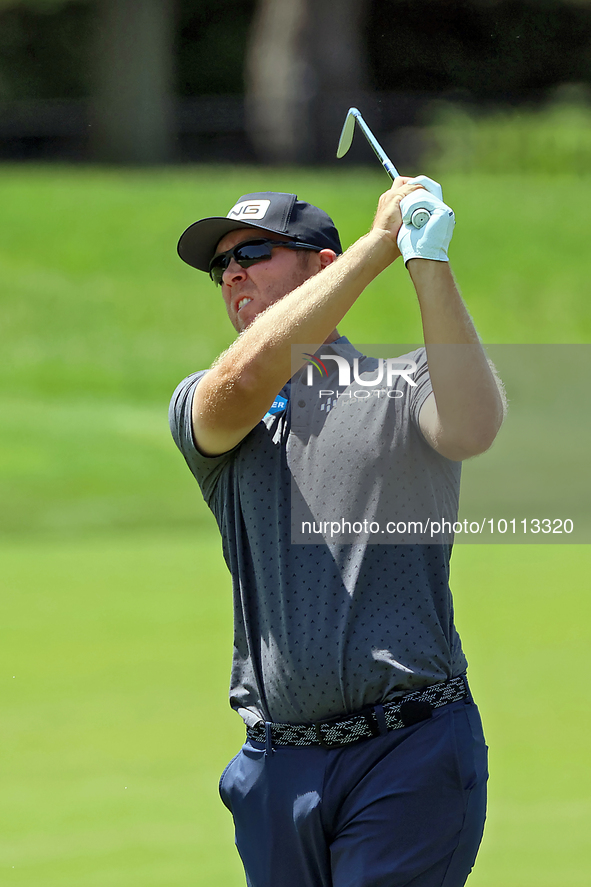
{"left": 246, "top": 675, "right": 470, "bottom": 748}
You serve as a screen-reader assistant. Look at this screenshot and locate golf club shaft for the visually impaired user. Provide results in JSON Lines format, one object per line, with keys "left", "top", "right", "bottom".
{"left": 355, "top": 112, "right": 431, "bottom": 228}
{"left": 337, "top": 108, "right": 430, "bottom": 229}
{"left": 351, "top": 110, "right": 400, "bottom": 180}
{"left": 354, "top": 113, "right": 430, "bottom": 228}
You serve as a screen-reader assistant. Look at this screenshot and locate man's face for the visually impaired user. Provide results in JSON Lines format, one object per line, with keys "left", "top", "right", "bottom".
{"left": 213, "top": 227, "right": 320, "bottom": 333}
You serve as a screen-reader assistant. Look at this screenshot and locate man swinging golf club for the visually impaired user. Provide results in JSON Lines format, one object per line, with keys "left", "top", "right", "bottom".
{"left": 170, "top": 140, "right": 504, "bottom": 885}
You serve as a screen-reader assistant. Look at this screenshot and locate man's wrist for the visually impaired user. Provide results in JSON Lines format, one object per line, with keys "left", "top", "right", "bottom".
{"left": 407, "top": 256, "right": 454, "bottom": 284}
{"left": 363, "top": 227, "right": 401, "bottom": 270}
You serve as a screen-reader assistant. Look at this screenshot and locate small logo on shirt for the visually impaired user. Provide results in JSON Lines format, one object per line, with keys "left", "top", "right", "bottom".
{"left": 264, "top": 395, "right": 288, "bottom": 420}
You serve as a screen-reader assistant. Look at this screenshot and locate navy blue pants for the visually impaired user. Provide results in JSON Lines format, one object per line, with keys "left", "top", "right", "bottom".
{"left": 219, "top": 699, "right": 488, "bottom": 887}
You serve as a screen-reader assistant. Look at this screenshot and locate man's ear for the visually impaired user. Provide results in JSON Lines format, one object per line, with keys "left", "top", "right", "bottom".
{"left": 318, "top": 249, "right": 338, "bottom": 270}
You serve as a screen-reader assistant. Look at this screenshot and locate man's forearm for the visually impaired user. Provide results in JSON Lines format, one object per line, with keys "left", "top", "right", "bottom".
{"left": 408, "top": 259, "right": 505, "bottom": 459}
{"left": 199, "top": 231, "right": 394, "bottom": 429}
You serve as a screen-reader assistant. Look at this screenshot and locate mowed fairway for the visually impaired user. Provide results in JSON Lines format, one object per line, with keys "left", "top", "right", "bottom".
{"left": 1, "top": 165, "right": 590, "bottom": 886}
{"left": 2, "top": 536, "right": 590, "bottom": 887}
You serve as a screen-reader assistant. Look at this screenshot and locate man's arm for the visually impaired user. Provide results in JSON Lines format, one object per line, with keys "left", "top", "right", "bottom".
{"left": 371, "top": 182, "right": 505, "bottom": 461}
{"left": 194, "top": 181, "right": 421, "bottom": 456}
{"left": 409, "top": 260, "right": 506, "bottom": 461}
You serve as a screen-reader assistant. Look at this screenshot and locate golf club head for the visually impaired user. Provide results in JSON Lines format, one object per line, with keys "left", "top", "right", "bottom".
{"left": 336, "top": 107, "right": 400, "bottom": 180}
{"left": 336, "top": 108, "right": 360, "bottom": 159}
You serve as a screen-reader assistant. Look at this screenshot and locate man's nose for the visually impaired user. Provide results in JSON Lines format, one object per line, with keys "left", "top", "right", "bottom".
{"left": 222, "top": 258, "right": 248, "bottom": 284}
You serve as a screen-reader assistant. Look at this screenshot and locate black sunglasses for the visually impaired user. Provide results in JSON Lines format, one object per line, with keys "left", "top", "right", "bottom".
{"left": 209, "top": 238, "right": 321, "bottom": 285}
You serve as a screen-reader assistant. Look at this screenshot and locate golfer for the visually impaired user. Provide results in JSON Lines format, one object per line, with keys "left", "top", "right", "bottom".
{"left": 170, "top": 178, "right": 504, "bottom": 887}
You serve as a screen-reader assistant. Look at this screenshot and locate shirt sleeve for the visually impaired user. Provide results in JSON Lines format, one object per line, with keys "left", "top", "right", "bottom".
{"left": 168, "top": 370, "right": 238, "bottom": 505}
{"left": 407, "top": 347, "right": 433, "bottom": 427}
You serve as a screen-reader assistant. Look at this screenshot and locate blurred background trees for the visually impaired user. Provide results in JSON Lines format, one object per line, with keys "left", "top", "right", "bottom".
{"left": 92, "top": 0, "right": 175, "bottom": 163}
{"left": 245, "top": 0, "right": 370, "bottom": 164}
{"left": 1, "top": 0, "right": 591, "bottom": 164}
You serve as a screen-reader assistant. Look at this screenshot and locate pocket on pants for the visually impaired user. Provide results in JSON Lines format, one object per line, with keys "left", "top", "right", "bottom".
{"left": 218, "top": 750, "right": 242, "bottom": 809}
{"left": 451, "top": 703, "right": 489, "bottom": 794}
{"left": 218, "top": 741, "right": 267, "bottom": 815}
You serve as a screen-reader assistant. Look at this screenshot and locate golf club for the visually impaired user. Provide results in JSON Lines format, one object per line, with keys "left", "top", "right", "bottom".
{"left": 336, "top": 108, "right": 430, "bottom": 229}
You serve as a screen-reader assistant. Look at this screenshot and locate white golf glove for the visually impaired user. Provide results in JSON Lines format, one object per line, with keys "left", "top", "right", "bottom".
{"left": 397, "top": 176, "right": 455, "bottom": 265}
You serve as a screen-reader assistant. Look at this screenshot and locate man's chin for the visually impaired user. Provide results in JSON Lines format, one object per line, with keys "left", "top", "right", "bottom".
{"left": 236, "top": 311, "right": 257, "bottom": 332}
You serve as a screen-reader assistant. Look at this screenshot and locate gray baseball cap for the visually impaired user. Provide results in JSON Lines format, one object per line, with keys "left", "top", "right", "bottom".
{"left": 177, "top": 191, "right": 342, "bottom": 272}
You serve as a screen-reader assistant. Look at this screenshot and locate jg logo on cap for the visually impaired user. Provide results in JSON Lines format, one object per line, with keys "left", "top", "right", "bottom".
{"left": 228, "top": 199, "right": 271, "bottom": 220}
{"left": 177, "top": 191, "right": 343, "bottom": 274}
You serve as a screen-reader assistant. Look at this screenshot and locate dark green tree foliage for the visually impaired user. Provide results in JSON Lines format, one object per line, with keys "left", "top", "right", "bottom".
{"left": 0, "top": 2, "right": 95, "bottom": 100}
{"left": 367, "top": 0, "right": 591, "bottom": 100}
{"left": 177, "top": 0, "right": 257, "bottom": 96}
{"left": 2, "top": 0, "right": 591, "bottom": 104}
{"left": 0, "top": 0, "right": 258, "bottom": 102}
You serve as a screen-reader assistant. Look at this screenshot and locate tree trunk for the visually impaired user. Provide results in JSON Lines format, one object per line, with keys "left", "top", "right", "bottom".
{"left": 91, "top": 0, "right": 175, "bottom": 164}
{"left": 245, "top": 0, "right": 370, "bottom": 164}
{"left": 308, "top": 0, "right": 371, "bottom": 161}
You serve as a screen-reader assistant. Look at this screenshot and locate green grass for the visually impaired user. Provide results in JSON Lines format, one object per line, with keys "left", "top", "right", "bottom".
{"left": 1, "top": 164, "right": 590, "bottom": 537}
{"left": 1, "top": 531, "right": 244, "bottom": 887}
{"left": 1, "top": 163, "right": 590, "bottom": 885}
{"left": 1, "top": 164, "right": 591, "bottom": 409}
{"left": 425, "top": 93, "right": 591, "bottom": 176}
{"left": 1, "top": 534, "right": 589, "bottom": 886}
{"left": 452, "top": 545, "right": 591, "bottom": 887}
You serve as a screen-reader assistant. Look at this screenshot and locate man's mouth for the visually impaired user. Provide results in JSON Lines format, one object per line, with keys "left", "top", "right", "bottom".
{"left": 237, "top": 297, "right": 253, "bottom": 312}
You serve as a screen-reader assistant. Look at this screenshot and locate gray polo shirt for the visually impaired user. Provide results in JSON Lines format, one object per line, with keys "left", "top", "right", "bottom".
{"left": 169, "top": 338, "right": 467, "bottom": 727}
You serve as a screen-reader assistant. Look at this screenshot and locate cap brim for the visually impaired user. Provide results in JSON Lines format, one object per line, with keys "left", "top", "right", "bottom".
{"left": 177, "top": 217, "right": 285, "bottom": 272}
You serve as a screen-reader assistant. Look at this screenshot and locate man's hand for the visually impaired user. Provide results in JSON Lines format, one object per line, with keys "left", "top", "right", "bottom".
{"left": 397, "top": 176, "right": 456, "bottom": 265}
{"left": 370, "top": 177, "right": 427, "bottom": 261}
